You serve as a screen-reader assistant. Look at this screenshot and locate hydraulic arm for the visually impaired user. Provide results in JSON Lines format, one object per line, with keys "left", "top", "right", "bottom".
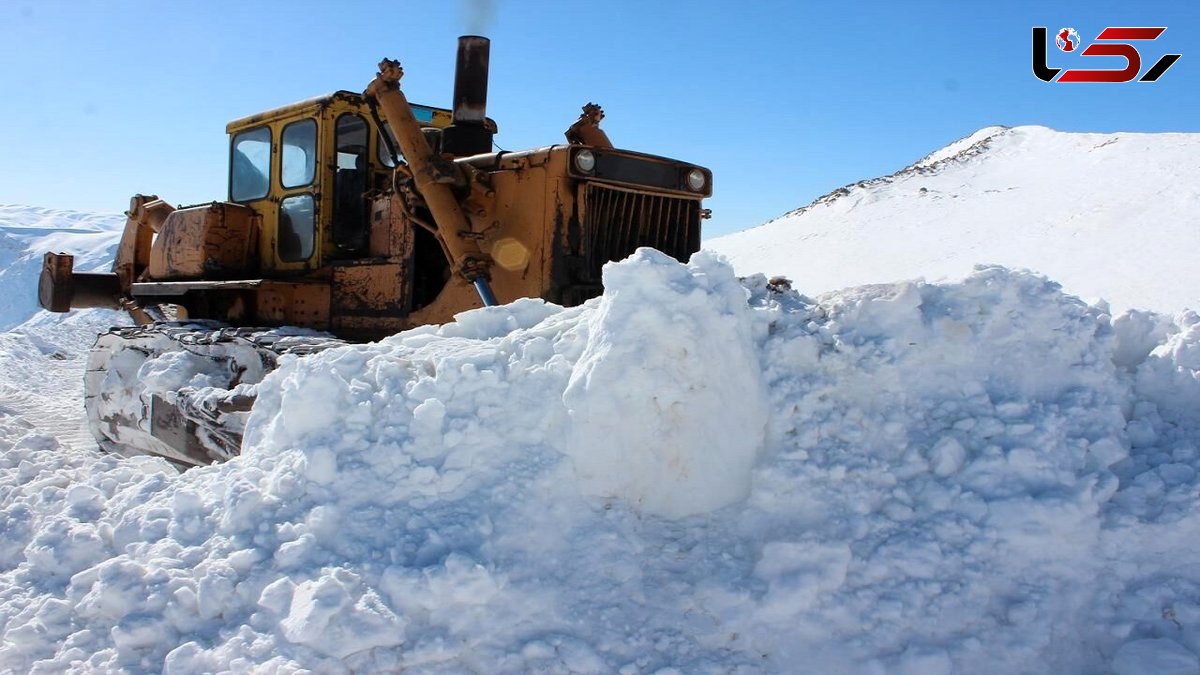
{"left": 365, "top": 47, "right": 499, "bottom": 306}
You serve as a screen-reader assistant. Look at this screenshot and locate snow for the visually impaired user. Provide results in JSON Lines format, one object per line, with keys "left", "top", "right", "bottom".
{"left": 708, "top": 125, "right": 1200, "bottom": 314}
{"left": 3, "top": 125, "right": 1200, "bottom": 673}
{"left": 0, "top": 310, "right": 126, "bottom": 452}
{"left": 1113, "top": 638, "right": 1200, "bottom": 675}
{"left": 0, "top": 204, "right": 123, "bottom": 331}
{"left": 911, "top": 126, "right": 1009, "bottom": 168}
{"left": 561, "top": 251, "right": 768, "bottom": 517}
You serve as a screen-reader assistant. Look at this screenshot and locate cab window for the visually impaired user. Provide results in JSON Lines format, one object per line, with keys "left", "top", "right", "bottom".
{"left": 281, "top": 119, "right": 317, "bottom": 188}
{"left": 377, "top": 120, "right": 446, "bottom": 168}
{"left": 230, "top": 127, "right": 270, "bottom": 202}
{"left": 278, "top": 194, "right": 315, "bottom": 262}
{"left": 378, "top": 122, "right": 397, "bottom": 167}
{"left": 333, "top": 114, "right": 370, "bottom": 253}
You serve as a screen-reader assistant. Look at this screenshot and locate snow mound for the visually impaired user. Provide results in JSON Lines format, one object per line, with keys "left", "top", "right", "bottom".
{"left": 708, "top": 125, "right": 1200, "bottom": 313}
{"left": 4, "top": 252, "right": 1200, "bottom": 673}
{"left": 562, "top": 250, "right": 768, "bottom": 517}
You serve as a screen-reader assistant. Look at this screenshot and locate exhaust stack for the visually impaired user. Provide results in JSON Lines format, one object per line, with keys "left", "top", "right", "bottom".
{"left": 441, "top": 35, "right": 493, "bottom": 157}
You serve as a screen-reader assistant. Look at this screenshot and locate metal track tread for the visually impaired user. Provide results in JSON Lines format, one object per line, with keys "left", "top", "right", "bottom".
{"left": 84, "top": 322, "right": 346, "bottom": 467}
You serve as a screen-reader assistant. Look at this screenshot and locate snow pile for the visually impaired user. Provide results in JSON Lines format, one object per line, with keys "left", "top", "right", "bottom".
{"left": 708, "top": 125, "right": 1200, "bottom": 313}
{"left": 4, "top": 250, "right": 1200, "bottom": 672}
{"left": 562, "top": 254, "right": 768, "bottom": 517}
{"left": 0, "top": 205, "right": 123, "bottom": 331}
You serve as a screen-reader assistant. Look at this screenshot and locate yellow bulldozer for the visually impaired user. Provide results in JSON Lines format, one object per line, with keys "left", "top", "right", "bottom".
{"left": 37, "top": 36, "right": 712, "bottom": 467}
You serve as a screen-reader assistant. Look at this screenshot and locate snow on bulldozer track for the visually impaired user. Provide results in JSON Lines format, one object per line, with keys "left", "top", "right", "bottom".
{"left": 5, "top": 249, "right": 1200, "bottom": 673}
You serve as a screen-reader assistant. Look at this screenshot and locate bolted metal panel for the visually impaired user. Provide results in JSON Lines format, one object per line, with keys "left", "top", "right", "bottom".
{"left": 148, "top": 202, "right": 259, "bottom": 281}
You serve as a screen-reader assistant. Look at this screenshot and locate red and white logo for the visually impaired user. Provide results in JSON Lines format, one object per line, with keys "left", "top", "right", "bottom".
{"left": 1033, "top": 26, "right": 1182, "bottom": 82}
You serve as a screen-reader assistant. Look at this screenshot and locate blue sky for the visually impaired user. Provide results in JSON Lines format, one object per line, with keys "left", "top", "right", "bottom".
{"left": 0, "top": 0, "right": 1195, "bottom": 237}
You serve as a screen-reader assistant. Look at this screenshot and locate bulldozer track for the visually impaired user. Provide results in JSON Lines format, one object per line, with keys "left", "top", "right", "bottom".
{"left": 85, "top": 322, "right": 346, "bottom": 466}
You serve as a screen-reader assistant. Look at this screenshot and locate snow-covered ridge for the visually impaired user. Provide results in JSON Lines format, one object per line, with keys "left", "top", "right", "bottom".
{"left": 0, "top": 204, "right": 123, "bottom": 233}
{"left": 910, "top": 125, "right": 1011, "bottom": 169}
{"left": 0, "top": 204, "right": 123, "bottom": 331}
{"left": 3, "top": 250, "right": 1200, "bottom": 673}
{"left": 756, "top": 125, "right": 1014, "bottom": 227}
{"left": 708, "top": 125, "right": 1200, "bottom": 313}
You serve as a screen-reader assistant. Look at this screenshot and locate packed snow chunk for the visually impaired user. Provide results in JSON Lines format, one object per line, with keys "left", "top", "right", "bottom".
{"left": 1112, "top": 309, "right": 1177, "bottom": 370}
{"left": 754, "top": 541, "right": 852, "bottom": 618}
{"left": 929, "top": 436, "right": 967, "bottom": 476}
{"left": 562, "top": 249, "right": 769, "bottom": 518}
{"left": 279, "top": 567, "right": 406, "bottom": 658}
{"left": 519, "top": 634, "right": 607, "bottom": 673}
{"left": 1135, "top": 310, "right": 1200, "bottom": 425}
{"left": 1112, "top": 638, "right": 1200, "bottom": 675}
{"left": 22, "top": 519, "right": 110, "bottom": 581}
{"left": 894, "top": 644, "right": 954, "bottom": 675}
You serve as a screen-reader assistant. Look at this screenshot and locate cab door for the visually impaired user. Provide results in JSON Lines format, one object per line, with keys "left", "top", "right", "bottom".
{"left": 327, "top": 111, "right": 371, "bottom": 256}
{"left": 228, "top": 116, "right": 321, "bottom": 274}
{"left": 275, "top": 118, "right": 320, "bottom": 271}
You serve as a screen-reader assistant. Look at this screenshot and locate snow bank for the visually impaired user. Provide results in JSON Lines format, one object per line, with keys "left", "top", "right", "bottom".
{"left": 4, "top": 252, "right": 1200, "bottom": 673}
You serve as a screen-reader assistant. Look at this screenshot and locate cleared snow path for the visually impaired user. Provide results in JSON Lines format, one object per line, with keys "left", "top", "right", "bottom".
{"left": 0, "top": 312, "right": 122, "bottom": 453}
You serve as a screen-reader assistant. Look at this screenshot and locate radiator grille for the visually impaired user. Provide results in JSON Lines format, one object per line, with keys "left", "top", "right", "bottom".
{"left": 580, "top": 184, "right": 702, "bottom": 281}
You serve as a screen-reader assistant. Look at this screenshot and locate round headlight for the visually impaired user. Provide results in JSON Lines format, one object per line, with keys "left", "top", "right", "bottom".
{"left": 686, "top": 168, "right": 706, "bottom": 192}
{"left": 574, "top": 149, "right": 596, "bottom": 173}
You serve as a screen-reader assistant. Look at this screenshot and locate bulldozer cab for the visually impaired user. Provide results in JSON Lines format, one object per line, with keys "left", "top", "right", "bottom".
{"left": 225, "top": 91, "right": 454, "bottom": 273}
